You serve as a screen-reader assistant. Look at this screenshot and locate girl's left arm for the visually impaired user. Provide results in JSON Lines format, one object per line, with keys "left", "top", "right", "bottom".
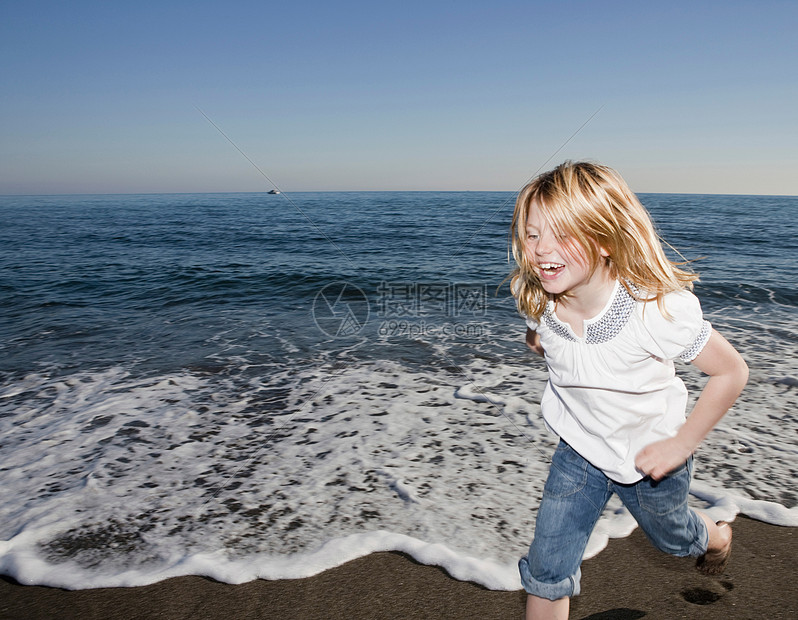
{"left": 634, "top": 329, "right": 749, "bottom": 480}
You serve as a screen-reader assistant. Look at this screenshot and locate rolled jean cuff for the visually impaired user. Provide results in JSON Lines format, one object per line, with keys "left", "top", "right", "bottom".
{"left": 518, "top": 557, "right": 581, "bottom": 600}
{"left": 686, "top": 508, "right": 710, "bottom": 557}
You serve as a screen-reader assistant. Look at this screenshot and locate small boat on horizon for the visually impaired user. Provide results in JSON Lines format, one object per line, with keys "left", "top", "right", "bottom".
{"left": 267, "top": 189, "right": 280, "bottom": 195}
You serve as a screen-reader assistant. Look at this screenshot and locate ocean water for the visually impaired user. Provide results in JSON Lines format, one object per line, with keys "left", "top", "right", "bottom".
{"left": 1, "top": 191, "right": 796, "bottom": 590}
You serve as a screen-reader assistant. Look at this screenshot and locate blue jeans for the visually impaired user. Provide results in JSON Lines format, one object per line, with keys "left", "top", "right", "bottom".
{"left": 519, "top": 440, "right": 709, "bottom": 600}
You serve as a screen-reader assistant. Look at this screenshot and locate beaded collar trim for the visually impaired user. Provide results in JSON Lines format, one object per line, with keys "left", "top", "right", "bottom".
{"left": 543, "top": 282, "right": 638, "bottom": 344}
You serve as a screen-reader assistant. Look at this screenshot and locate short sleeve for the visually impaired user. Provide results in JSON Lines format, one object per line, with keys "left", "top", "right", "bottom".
{"left": 638, "top": 290, "right": 711, "bottom": 362}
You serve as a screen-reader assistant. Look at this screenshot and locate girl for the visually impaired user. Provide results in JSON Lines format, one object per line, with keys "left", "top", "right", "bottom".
{"left": 509, "top": 161, "right": 748, "bottom": 620}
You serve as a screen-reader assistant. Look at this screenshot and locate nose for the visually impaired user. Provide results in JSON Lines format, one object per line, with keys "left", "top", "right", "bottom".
{"left": 535, "top": 231, "right": 555, "bottom": 256}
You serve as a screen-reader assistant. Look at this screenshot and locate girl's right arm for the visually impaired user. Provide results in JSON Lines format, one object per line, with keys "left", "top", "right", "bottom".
{"left": 526, "top": 327, "right": 544, "bottom": 356}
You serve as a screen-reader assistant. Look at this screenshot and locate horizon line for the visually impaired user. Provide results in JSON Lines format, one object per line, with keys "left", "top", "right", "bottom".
{"left": 1, "top": 189, "right": 796, "bottom": 199}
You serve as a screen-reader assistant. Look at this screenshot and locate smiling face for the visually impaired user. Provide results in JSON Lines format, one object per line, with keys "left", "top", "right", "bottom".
{"left": 524, "top": 200, "right": 609, "bottom": 300}
{"left": 510, "top": 161, "right": 696, "bottom": 322}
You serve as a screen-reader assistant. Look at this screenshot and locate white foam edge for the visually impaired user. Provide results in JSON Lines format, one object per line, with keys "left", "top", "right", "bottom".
{"left": 0, "top": 529, "right": 522, "bottom": 591}
{"left": 2, "top": 482, "right": 796, "bottom": 592}
{"left": 690, "top": 480, "right": 798, "bottom": 527}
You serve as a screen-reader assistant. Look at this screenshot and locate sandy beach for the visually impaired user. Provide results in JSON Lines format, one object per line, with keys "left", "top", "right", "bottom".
{"left": 1, "top": 516, "right": 794, "bottom": 620}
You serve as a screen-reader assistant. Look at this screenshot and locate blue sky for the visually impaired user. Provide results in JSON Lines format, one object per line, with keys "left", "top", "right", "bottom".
{"left": 1, "top": 1, "right": 796, "bottom": 195}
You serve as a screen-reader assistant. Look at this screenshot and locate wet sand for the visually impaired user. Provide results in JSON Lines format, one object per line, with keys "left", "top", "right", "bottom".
{"left": 1, "top": 516, "right": 795, "bottom": 619}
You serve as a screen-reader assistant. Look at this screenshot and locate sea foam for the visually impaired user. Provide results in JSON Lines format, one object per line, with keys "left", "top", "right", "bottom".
{"left": 1, "top": 350, "right": 796, "bottom": 591}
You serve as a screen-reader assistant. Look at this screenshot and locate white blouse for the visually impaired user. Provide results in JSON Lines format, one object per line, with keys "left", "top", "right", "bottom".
{"left": 526, "top": 280, "right": 712, "bottom": 483}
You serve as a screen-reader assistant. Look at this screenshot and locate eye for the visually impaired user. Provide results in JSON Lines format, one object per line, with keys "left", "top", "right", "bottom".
{"left": 526, "top": 231, "right": 539, "bottom": 240}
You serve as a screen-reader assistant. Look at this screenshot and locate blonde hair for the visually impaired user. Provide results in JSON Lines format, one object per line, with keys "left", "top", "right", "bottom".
{"left": 509, "top": 161, "right": 698, "bottom": 320}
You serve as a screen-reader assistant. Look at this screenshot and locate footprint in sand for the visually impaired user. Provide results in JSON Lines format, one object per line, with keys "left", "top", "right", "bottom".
{"left": 682, "top": 580, "right": 734, "bottom": 605}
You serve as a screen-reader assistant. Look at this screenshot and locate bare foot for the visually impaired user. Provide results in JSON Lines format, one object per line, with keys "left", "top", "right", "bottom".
{"left": 696, "top": 521, "right": 732, "bottom": 575}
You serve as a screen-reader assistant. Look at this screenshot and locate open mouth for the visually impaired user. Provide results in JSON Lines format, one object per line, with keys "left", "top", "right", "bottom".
{"left": 538, "top": 262, "right": 565, "bottom": 277}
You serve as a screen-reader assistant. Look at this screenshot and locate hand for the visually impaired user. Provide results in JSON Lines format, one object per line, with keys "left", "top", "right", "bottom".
{"left": 526, "top": 328, "right": 544, "bottom": 356}
{"left": 634, "top": 437, "right": 693, "bottom": 481}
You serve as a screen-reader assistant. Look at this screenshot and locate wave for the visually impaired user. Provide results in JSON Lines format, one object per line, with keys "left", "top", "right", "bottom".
{"left": 0, "top": 354, "right": 796, "bottom": 590}
{"left": 697, "top": 280, "right": 798, "bottom": 308}
{"left": 0, "top": 487, "right": 794, "bottom": 591}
